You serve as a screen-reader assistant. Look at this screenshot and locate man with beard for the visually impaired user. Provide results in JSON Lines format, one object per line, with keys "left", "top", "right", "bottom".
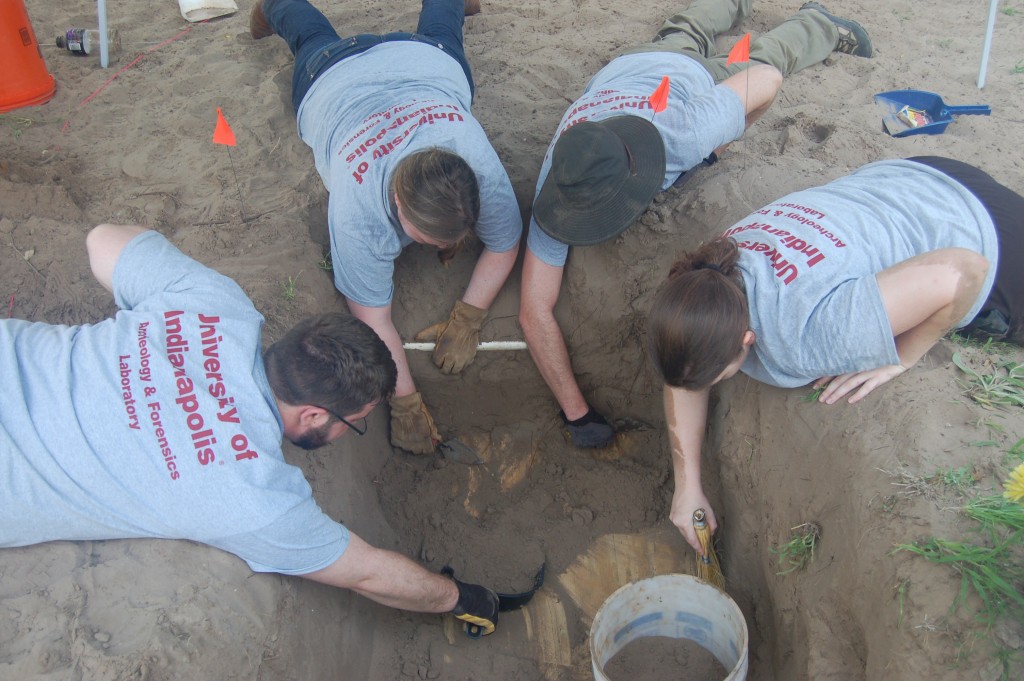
{"left": 0, "top": 224, "right": 499, "bottom": 634}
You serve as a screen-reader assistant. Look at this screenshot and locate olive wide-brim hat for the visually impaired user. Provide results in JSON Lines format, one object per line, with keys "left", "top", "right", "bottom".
{"left": 533, "top": 117, "right": 666, "bottom": 247}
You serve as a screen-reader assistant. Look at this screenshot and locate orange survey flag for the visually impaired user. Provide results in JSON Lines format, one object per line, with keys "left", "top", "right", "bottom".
{"left": 648, "top": 76, "right": 670, "bottom": 114}
{"left": 213, "top": 107, "right": 237, "bottom": 146}
{"left": 726, "top": 33, "right": 751, "bottom": 66}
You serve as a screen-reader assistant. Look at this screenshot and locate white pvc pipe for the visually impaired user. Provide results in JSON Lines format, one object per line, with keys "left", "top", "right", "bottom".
{"left": 978, "top": 0, "right": 999, "bottom": 89}
{"left": 403, "top": 341, "right": 528, "bottom": 351}
{"left": 97, "top": 0, "right": 109, "bottom": 68}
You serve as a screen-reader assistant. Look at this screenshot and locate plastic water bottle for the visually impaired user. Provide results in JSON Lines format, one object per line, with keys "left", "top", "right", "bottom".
{"left": 55, "top": 28, "right": 122, "bottom": 56}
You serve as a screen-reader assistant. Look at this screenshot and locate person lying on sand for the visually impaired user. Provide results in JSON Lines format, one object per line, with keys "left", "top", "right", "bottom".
{"left": 647, "top": 157, "right": 1024, "bottom": 551}
{"left": 519, "top": 0, "right": 872, "bottom": 449}
{"left": 250, "top": 0, "right": 521, "bottom": 455}
{"left": 0, "top": 224, "right": 499, "bottom": 635}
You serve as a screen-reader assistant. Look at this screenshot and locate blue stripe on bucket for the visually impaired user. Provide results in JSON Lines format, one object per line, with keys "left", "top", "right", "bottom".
{"left": 674, "top": 611, "right": 713, "bottom": 629}
{"left": 613, "top": 612, "right": 664, "bottom": 643}
{"left": 683, "top": 626, "right": 709, "bottom": 645}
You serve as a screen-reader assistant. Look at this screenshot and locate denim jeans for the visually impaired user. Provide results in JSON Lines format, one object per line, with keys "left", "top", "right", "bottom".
{"left": 262, "top": 0, "right": 474, "bottom": 112}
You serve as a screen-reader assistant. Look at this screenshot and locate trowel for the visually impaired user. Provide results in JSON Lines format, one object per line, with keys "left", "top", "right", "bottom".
{"left": 874, "top": 89, "right": 990, "bottom": 137}
{"left": 438, "top": 439, "right": 484, "bottom": 465}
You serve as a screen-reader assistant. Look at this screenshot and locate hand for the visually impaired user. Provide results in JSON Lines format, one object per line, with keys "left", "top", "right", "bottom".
{"left": 444, "top": 568, "right": 498, "bottom": 637}
{"left": 815, "top": 364, "right": 907, "bottom": 405}
{"left": 389, "top": 392, "right": 441, "bottom": 454}
{"left": 415, "top": 300, "right": 487, "bottom": 375}
{"left": 560, "top": 407, "right": 615, "bottom": 448}
{"left": 670, "top": 487, "right": 716, "bottom": 554}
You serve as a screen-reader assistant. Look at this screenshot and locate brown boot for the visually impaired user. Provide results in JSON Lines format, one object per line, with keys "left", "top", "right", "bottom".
{"left": 464, "top": 0, "right": 481, "bottom": 17}
{"left": 250, "top": 1, "right": 275, "bottom": 40}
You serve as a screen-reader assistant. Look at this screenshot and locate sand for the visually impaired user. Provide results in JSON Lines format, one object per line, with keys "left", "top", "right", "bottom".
{"left": 3, "top": 0, "right": 1024, "bottom": 679}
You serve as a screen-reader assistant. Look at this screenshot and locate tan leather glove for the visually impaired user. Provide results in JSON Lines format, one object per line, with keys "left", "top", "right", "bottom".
{"left": 389, "top": 391, "right": 441, "bottom": 454}
{"left": 415, "top": 300, "right": 487, "bottom": 375}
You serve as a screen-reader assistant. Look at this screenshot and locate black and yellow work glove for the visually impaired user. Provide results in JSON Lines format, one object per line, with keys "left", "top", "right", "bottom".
{"left": 415, "top": 300, "right": 487, "bottom": 375}
{"left": 443, "top": 567, "right": 498, "bottom": 638}
{"left": 389, "top": 391, "right": 441, "bottom": 455}
{"left": 561, "top": 406, "right": 615, "bottom": 448}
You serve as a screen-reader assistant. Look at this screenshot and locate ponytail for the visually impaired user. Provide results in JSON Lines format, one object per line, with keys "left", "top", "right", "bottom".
{"left": 647, "top": 237, "right": 749, "bottom": 389}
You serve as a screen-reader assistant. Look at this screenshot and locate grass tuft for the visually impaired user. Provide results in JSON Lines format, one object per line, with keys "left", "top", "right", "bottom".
{"left": 965, "top": 495, "right": 1024, "bottom": 533}
{"left": 317, "top": 252, "right": 333, "bottom": 272}
{"left": 282, "top": 274, "right": 299, "bottom": 302}
{"left": 952, "top": 352, "right": 1024, "bottom": 409}
{"left": 801, "top": 385, "right": 825, "bottom": 403}
{"left": 894, "top": 535, "right": 1024, "bottom": 622}
{"left": 770, "top": 522, "right": 821, "bottom": 575}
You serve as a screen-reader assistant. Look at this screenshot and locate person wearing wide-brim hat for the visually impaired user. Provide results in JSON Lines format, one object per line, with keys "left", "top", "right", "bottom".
{"left": 519, "top": 0, "right": 872, "bottom": 449}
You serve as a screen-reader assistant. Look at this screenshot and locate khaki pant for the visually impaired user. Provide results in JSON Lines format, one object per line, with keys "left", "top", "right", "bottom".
{"left": 622, "top": 0, "right": 838, "bottom": 81}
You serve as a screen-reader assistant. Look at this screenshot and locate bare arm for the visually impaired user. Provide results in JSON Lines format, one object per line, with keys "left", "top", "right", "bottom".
{"left": 85, "top": 224, "right": 149, "bottom": 293}
{"left": 302, "top": 533, "right": 458, "bottom": 612}
{"left": 664, "top": 385, "right": 714, "bottom": 553}
{"left": 462, "top": 244, "right": 519, "bottom": 310}
{"left": 720, "top": 64, "right": 784, "bottom": 132}
{"left": 519, "top": 249, "right": 590, "bottom": 420}
{"left": 819, "top": 248, "right": 989, "bottom": 404}
{"left": 346, "top": 299, "right": 417, "bottom": 398}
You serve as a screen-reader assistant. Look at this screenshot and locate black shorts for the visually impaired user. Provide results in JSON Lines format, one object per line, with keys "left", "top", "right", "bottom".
{"left": 907, "top": 156, "right": 1024, "bottom": 342}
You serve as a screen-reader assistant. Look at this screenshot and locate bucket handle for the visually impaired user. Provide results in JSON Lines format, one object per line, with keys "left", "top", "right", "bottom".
{"left": 945, "top": 105, "right": 991, "bottom": 116}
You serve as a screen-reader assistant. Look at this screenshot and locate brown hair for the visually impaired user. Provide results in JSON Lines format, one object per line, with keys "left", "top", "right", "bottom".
{"left": 392, "top": 147, "right": 480, "bottom": 244}
{"left": 647, "top": 237, "right": 750, "bottom": 390}
{"left": 264, "top": 313, "right": 397, "bottom": 416}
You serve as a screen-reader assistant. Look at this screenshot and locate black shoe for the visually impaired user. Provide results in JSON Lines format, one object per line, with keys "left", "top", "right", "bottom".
{"left": 801, "top": 2, "right": 872, "bottom": 58}
{"left": 250, "top": 1, "right": 274, "bottom": 40}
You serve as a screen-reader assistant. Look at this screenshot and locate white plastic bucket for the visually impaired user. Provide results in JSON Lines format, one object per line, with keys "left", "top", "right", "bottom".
{"left": 589, "top": 574, "right": 749, "bottom": 681}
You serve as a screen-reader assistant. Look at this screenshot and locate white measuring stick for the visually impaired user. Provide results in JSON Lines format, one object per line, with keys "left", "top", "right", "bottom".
{"left": 977, "top": 0, "right": 999, "bottom": 89}
{"left": 403, "top": 341, "right": 528, "bottom": 351}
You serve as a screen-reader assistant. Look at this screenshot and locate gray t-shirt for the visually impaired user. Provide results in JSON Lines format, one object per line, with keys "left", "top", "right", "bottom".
{"left": 527, "top": 52, "right": 746, "bottom": 266}
{"left": 735, "top": 159, "right": 999, "bottom": 388}
{"left": 297, "top": 42, "right": 522, "bottom": 307}
{"left": 0, "top": 232, "right": 348, "bottom": 575}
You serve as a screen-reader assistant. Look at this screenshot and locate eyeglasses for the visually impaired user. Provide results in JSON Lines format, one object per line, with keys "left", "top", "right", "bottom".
{"left": 319, "top": 406, "right": 367, "bottom": 436}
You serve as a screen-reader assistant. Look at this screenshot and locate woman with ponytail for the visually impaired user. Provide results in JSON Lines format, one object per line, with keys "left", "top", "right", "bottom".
{"left": 647, "top": 157, "right": 1024, "bottom": 551}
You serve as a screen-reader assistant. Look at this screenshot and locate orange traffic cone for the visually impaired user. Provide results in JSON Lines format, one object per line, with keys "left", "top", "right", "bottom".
{"left": 1, "top": 0, "right": 56, "bottom": 114}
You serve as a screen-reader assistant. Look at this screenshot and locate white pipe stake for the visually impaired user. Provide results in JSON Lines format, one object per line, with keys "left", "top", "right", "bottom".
{"left": 403, "top": 341, "right": 528, "bottom": 351}
{"left": 978, "top": 0, "right": 999, "bottom": 89}
{"left": 97, "top": 0, "right": 109, "bottom": 68}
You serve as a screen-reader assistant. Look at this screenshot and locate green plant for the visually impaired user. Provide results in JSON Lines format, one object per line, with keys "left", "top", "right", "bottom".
{"left": 1002, "top": 6, "right": 1018, "bottom": 16}
{"left": 895, "top": 578, "right": 910, "bottom": 628}
{"left": 317, "top": 252, "right": 333, "bottom": 272}
{"left": 801, "top": 385, "right": 825, "bottom": 403}
{"left": 0, "top": 114, "right": 35, "bottom": 138}
{"left": 948, "top": 331, "right": 1015, "bottom": 354}
{"left": 1014, "top": 59, "right": 1024, "bottom": 75}
{"left": 282, "top": 274, "right": 299, "bottom": 301}
{"left": 932, "top": 466, "right": 977, "bottom": 494}
{"left": 894, "top": 535, "right": 1024, "bottom": 622}
{"left": 770, "top": 522, "right": 820, "bottom": 575}
{"left": 1007, "top": 437, "right": 1024, "bottom": 464}
{"left": 952, "top": 352, "right": 1024, "bottom": 409}
{"left": 965, "top": 495, "right": 1024, "bottom": 533}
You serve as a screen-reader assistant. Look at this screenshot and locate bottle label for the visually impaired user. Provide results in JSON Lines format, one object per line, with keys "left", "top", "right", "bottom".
{"left": 65, "top": 28, "right": 87, "bottom": 54}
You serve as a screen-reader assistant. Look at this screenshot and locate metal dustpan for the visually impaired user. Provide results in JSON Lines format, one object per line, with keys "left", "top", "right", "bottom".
{"left": 874, "top": 89, "right": 990, "bottom": 137}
